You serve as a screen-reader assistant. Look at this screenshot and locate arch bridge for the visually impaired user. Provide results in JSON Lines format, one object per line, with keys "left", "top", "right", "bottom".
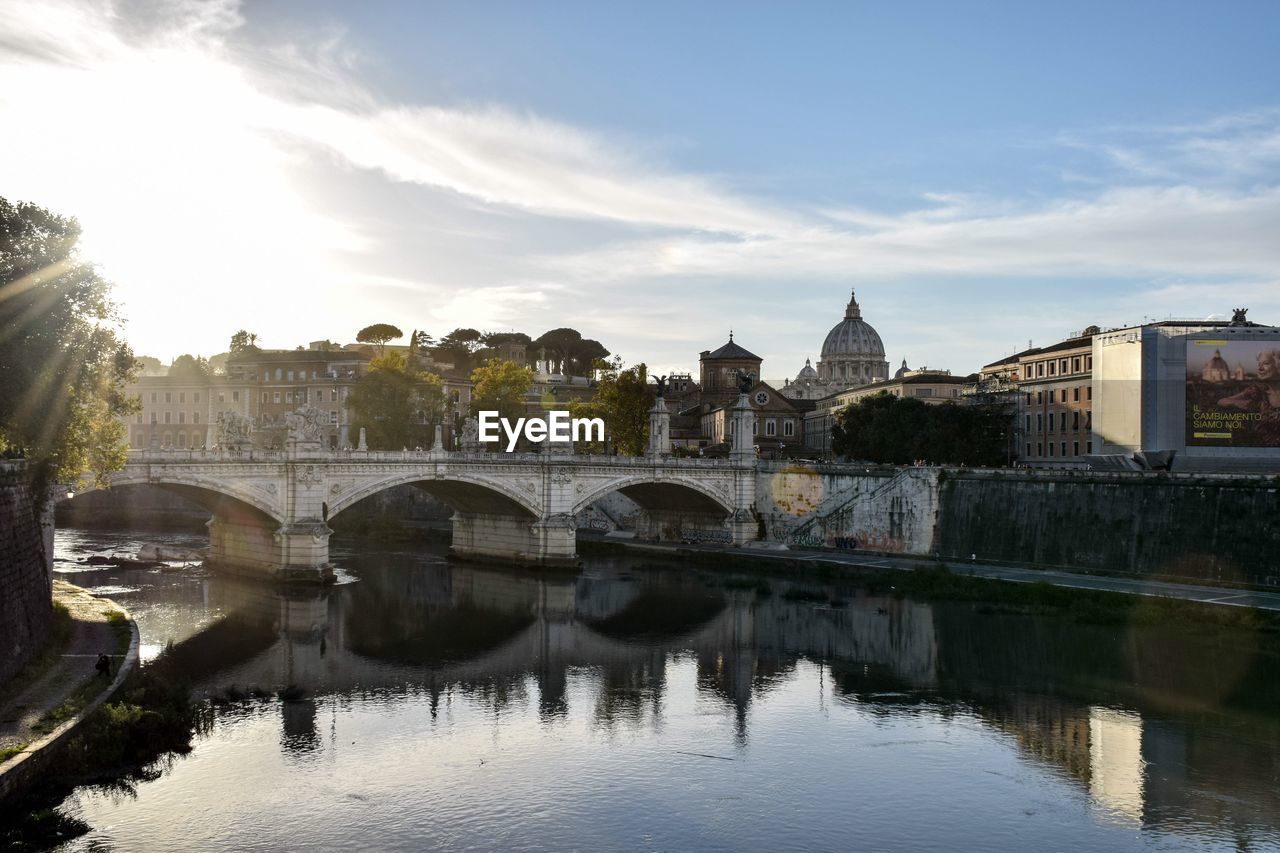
{"left": 84, "top": 413, "right": 761, "bottom": 582}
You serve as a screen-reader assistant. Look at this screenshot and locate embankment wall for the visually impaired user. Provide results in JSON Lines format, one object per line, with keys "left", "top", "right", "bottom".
{"left": 0, "top": 462, "right": 54, "bottom": 684}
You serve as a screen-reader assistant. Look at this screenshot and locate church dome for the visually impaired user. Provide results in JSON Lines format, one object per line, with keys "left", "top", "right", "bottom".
{"left": 821, "top": 290, "right": 886, "bottom": 359}
{"left": 797, "top": 358, "right": 817, "bottom": 380}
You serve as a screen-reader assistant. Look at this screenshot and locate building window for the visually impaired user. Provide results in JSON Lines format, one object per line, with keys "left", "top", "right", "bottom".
{"left": 1072, "top": 357, "right": 1080, "bottom": 373}
{"left": 1037, "top": 442, "right": 1043, "bottom": 456}
{"left": 1086, "top": 356, "right": 1092, "bottom": 370}
{"left": 1073, "top": 441, "right": 1080, "bottom": 456}
{"left": 179, "top": 392, "right": 185, "bottom": 403}
{"left": 1060, "top": 359, "right": 1068, "bottom": 374}
{"left": 287, "top": 370, "right": 294, "bottom": 381}
{"left": 1087, "top": 440, "right": 1093, "bottom": 453}
{"left": 178, "top": 433, "right": 187, "bottom": 448}
{"left": 193, "top": 412, "right": 200, "bottom": 424}
{"left": 1061, "top": 441, "right": 1067, "bottom": 457}
{"left": 1060, "top": 389, "right": 1068, "bottom": 403}
{"left": 1073, "top": 387, "right": 1080, "bottom": 402}
{"left": 178, "top": 412, "right": 185, "bottom": 424}
{"left": 285, "top": 391, "right": 293, "bottom": 404}
{"left": 765, "top": 419, "right": 777, "bottom": 436}
{"left": 1085, "top": 411, "right": 1092, "bottom": 429}
{"left": 1036, "top": 391, "right": 1043, "bottom": 404}
{"left": 218, "top": 392, "right": 225, "bottom": 403}
{"left": 275, "top": 368, "right": 282, "bottom": 381}
{"left": 274, "top": 392, "right": 281, "bottom": 404}
{"left": 194, "top": 392, "right": 200, "bottom": 403}
{"left": 164, "top": 412, "right": 171, "bottom": 424}
{"left": 1036, "top": 413, "right": 1043, "bottom": 433}
{"left": 331, "top": 389, "right": 338, "bottom": 402}
{"left": 1037, "top": 363, "right": 1044, "bottom": 377}
{"left": 1025, "top": 393, "right": 1031, "bottom": 405}
{"left": 164, "top": 432, "right": 172, "bottom": 446}
{"left": 1025, "top": 443, "right": 1031, "bottom": 457}
{"left": 165, "top": 392, "right": 171, "bottom": 403}
{"left": 1049, "top": 362, "right": 1056, "bottom": 376}
{"left": 233, "top": 391, "right": 240, "bottom": 402}
{"left": 1048, "top": 443, "right": 1054, "bottom": 457}
{"left": 135, "top": 413, "right": 142, "bottom": 424}
{"left": 1048, "top": 412, "right": 1055, "bottom": 432}
{"left": 752, "top": 421, "right": 758, "bottom": 435}
{"left": 1087, "top": 386, "right": 1092, "bottom": 400}
{"left": 331, "top": 410, "right": 339, "bottom": 424}
{"left": 783, "top": 420, "right": 794, "bottom": 437}
{"left": 150, "top": 392, "right": 157, "bottom": 403}
{"left": 1072, "top": 411, "right": 1079, "bottom": 430}
{"left": 150, "top": 413, "right": 157, "bottom": 424}
{"left": 261, "top": 392, "right": 268, "bottom": 403}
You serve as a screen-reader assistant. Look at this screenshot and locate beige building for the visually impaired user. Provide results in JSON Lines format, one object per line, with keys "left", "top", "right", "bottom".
{"left": 1015, "top": 331, "right": 1096, "bottom": 468}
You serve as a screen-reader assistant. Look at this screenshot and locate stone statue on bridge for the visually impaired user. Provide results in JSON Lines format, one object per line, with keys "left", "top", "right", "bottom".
{"left": 286, "top": 405, "right": 324, "bottom": 445}
{"left": 461, "top": 416, "right": 481, "bottom": 451}
{"left": 217, "top": 411, "right": 252, "bottom": 450}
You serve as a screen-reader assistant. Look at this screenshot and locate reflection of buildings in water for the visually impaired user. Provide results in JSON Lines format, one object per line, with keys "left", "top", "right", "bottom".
{"left": 1088, "top": 707, "right": 1145, "bottom": 824}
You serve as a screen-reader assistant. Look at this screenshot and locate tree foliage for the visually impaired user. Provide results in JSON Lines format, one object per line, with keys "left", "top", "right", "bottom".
{"left": 831, "top": 392, "right": 1013, "bottom": 466}
{"left": 228, "top": 329, "right": 260, "bottom": 355}
{"left": 0, "top": 197, "right": 137, "bottom": 486}
{"left": 571, "top": 360, "right": 652, "bottom": 455}
{"left": 435, "top": 327, "right": 485, "bottom": 373}
{"left": 346, "top": 351, "right": 444, "bottom": 450}
{"left": 470, "top": 359, "right": 534, "bottom": 425}
{"left": 355, "top": 323, "right": 403, "bottom": 355}
{"left": 168, "top": 354, "right": 210, "bottom": 382}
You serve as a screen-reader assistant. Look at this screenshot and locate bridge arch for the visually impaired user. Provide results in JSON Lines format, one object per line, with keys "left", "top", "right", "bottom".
{"left": 572, "top": 474, "right": 734, "bottom": 518}
{"left": 327, "top": 470, "right": 541, "bottom": 520}
{"left": 78, "top": 472, "right": 285, "bottom": 525}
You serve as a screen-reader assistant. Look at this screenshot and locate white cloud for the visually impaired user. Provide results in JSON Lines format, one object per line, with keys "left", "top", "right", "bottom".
{"left": 0, "top": 0, "right": 1277, "bottom": 375}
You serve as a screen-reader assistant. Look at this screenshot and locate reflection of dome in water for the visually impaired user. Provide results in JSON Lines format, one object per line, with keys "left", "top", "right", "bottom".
{"left": 817, "top": 289, "right": 890, "bottom": 390}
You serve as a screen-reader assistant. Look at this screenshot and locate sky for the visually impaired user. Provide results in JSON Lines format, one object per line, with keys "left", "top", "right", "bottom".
{"left": 2, "top": 0, "right": 1278, "bottom": 378}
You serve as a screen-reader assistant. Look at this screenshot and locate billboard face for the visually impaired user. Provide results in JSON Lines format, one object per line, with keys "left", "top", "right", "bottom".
{"left": 1185, "top": 339, "right": 1280, "bottom": 447}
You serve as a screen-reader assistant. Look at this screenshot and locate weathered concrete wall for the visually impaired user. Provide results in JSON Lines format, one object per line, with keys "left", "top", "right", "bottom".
{"left": 0, "top": 462, "right": 54, "bottom": 684}
{"left": 936, "top": 470, "right": 1280, "bottom": 585}
{"left": 756, "top": 464, "right": 939, "bottom": 555}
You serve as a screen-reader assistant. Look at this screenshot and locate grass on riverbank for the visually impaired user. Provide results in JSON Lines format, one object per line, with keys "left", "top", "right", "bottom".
{"left": 0, "top": 603, "right": 73, "bottom": 710}
{"left": 30, "top": 609, "right": 132, "bottom": 738}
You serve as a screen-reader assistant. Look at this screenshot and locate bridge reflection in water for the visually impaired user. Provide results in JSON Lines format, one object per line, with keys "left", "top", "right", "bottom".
{"left": 131, "top": 546, "right": 1280, "bottom": 844}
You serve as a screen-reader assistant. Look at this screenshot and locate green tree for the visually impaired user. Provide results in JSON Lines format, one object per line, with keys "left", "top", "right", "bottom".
{"left": 831, "top": 392, "right": 1012, "bottom": 466}
{"left": 532, "top": 327, "right": 582, "bottom": 374}
{"left": 470, "top": 359, "right": 534, "bottom": 426}
{"left": 228, "top": 329, "right": 260, "bottom": 355}
{"left": 435, "top": 327, "right": 484, "bottom": 372}
{"left": 355, "top": 323, "right": 404, "bottom": 356}
{"left": 571, "top": 360, "right": 652, "bottom": 455}
{"left": 168, "top": 354, "right": 210, "bottom": 381}
{"left": 0, "top": 197, "right": 137, "bottom": 486}
{"left": 346, "top": 351, "right": 444, "bottom": 449}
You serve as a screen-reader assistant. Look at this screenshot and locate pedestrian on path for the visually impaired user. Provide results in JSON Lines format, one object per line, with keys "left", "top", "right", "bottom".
{"left": 95, "top": 652, "right": 111, "bottom": 679}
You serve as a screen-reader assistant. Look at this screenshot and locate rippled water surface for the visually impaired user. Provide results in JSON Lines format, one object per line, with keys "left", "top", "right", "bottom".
{"left": 38, "top": 528, "right": 1280, "bottom": 851}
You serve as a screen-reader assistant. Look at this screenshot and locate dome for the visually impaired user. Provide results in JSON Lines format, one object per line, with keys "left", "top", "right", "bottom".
{"left": 1208, "top": 350, "right": 1228, "bottom": 371}
{"left": 821, "top": 291, "right": 885, "bottom": 359}
{"left": 894, "top": 358, "right": 909, "bottom": 379}
{"left": 797, "top": 358, "right": 817, "bottom": 380}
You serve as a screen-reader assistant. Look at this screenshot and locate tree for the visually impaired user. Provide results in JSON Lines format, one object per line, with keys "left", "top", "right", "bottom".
{"left": 435, "top": 327, "right": 484, "bottom": 372}
{"left": 831, "top": 392, "right": 1013, "bottom": 466}
{"left": 0, "top": 197, "right": 137, "bottom": 486}
{"left": 570, "top": 360, "right": 652, "bottom": 455}
{"left": 346, "top": 351, "right": 444, "bottom": 449}
{"left": 168, "top": 354, "right": 210, "bottom": 382}
{"left": 355, "top": 323, "right": 403, "bottom": 356}
{"left": 568, "top": 339, "right": 610, "bottom": 376}
{"left": 470, "top": 359, "right": 534, "bottom": 427}
{"left": 228, "top": 329, "right": 260, "bottom": 355}
{"left": 532, "top": 327, "right": 582, "bottom": 374}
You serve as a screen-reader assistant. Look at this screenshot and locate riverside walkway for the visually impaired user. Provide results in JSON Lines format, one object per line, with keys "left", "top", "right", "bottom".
{"left": 0, "top": 582, "right": 135, "bottom": 796}
{"left": 590, "top": 536, "right": 1280, "bottom": 613}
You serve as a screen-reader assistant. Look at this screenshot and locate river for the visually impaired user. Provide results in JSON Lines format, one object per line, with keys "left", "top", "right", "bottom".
{"left": 33, "top": 527, "right": 1280, "bottom": 850}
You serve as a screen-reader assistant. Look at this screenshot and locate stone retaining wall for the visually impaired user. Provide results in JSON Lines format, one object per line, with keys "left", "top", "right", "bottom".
{"left": 0, "top": 462, "right": 53, "bottom": 684}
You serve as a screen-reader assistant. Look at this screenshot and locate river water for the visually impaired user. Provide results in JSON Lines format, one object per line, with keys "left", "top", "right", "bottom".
{"left": 36, "top": 527, "right": 1280, "bottom": 851}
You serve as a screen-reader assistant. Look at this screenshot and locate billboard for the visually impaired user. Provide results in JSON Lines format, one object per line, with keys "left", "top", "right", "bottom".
{"left": 1185, "top": 339, "right": 1280, "bottom": 447}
